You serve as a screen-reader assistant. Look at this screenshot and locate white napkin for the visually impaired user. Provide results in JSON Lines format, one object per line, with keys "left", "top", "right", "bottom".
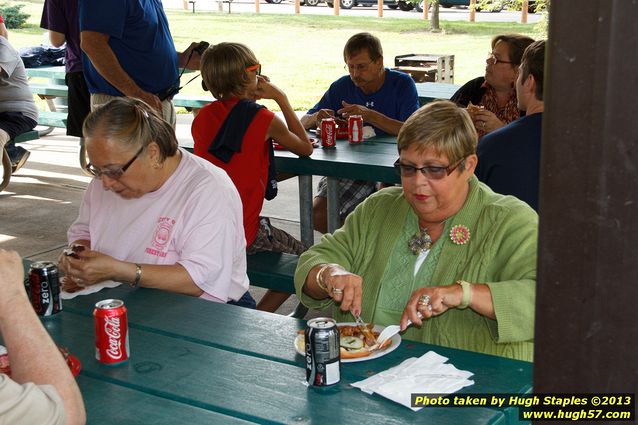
{"left": 362, "top": 125, "right": 376, "bottom": 139}
{"left": 351, "top": 351, "right": 474, "bottom": 411}
{"left": 61, "top": 280, "right": 122, "bottom": 299}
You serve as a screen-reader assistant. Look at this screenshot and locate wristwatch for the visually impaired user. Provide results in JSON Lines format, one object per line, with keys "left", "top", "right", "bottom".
{"left": 455, "top": 280, "right": 472, "bottom": 309}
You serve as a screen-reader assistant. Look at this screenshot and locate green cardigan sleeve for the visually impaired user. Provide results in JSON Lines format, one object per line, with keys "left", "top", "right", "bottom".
{"left": 294, "top": 188, "right": 407, "bottom": 314}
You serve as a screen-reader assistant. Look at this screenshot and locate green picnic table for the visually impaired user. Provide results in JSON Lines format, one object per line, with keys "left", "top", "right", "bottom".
{"left": 41, "top": 285, "right": 531, "bottom": 424}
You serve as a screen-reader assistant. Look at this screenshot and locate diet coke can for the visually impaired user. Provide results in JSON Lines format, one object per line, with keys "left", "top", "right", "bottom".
{"left": 94, "top": 299, "right": 130, "bottom": 365}
{"left": 28, "top": 261, "right": 62, "bottom": 317}
{"left": 348, "top": 115, "right": 363, "bottom": 144}
{"left": 320, "top": 118, "right": 336, "bottom": 148}
{"left": 305, "top": 317, "right": 340, "bottom": 386}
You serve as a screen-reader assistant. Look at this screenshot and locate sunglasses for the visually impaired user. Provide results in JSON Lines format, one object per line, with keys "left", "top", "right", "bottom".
{"left": 245, "top": 63, "right": 261, "bottom": 76}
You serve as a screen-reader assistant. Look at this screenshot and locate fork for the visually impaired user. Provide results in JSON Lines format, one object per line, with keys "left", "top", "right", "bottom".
{"left": 351, "top": 311, "right": 378, "bottom": 345}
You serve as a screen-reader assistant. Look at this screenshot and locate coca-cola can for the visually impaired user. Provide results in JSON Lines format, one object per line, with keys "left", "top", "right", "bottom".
{"left": 348, "top": 115, "right": 363, "bottom": 144}
{"left": 94, "top": 299, "right": 130, "bottom": 365}
{"left": 305, "top": 317, "right": 340, "bottom": 386}
{"left": 28, "top": 261, "right": 62, "bottom": 317}
{"left": 320, "top": 118, "right": 336, "bottom": 148}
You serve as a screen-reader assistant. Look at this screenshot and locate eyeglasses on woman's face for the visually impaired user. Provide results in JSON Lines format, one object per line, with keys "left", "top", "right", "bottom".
{"left": 394, "top": 157, "right": 466, "bottom": 180}
{"left": 486, "top": 52, "right": 514, "bottom": 66}
{"left": 86, "top": 146, "right": 144, "bottom": 180}
{"left": 245, "top": 63, "right": 261, "bottom": 76}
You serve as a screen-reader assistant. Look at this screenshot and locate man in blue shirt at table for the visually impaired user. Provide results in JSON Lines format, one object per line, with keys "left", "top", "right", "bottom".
{"left": 475, "top": 40, "right": 545, "bottom": 212}
{"left": 301, "top": 32, "right": 419, "bottom": 233}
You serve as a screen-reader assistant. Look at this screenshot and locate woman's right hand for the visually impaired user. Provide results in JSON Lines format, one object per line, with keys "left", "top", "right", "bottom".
{"left": 320, "top": 264, "right": 364, "bottom": 316}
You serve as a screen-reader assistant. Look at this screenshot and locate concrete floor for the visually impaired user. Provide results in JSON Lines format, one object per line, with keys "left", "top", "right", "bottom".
{"left": 1, "top": 115, "right": 330, "bottom": 319}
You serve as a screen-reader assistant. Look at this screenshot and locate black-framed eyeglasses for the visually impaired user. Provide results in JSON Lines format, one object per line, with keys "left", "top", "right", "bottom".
{"left": 245, "top": 63, "right": 261, "bottom": 76}
{"left": 86, "top": 146, "right": 144, "bottom": 180}
{"left": 393, "top": 157, "right": 466, "bottom": 180}
{"left": 344, "top": 60, "right": 375, "bottom": 73}
{"left": 486, "top": 52, "right": 514, "bottom": 66}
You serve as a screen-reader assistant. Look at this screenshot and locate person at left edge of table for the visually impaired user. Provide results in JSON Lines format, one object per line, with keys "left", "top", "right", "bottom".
{"left": 58, "top": 97, "right": 252, "bottom": 307}
{"left": 40, "top": 0, "right": 91, "bottom": 140}
{"left": 0, "top": 250, "right": 86, "bottom": 425}
{"left": 300, "top": 32, "right": 420, "bottom": 233}
{"left": 79, "top": 0, "right": 203, "bottom": 127}
{"left": 294, "top": 100, "right": 537, "bottom": 362}
{"left": 0, "top": 36, "right": 38, "bottom": 173}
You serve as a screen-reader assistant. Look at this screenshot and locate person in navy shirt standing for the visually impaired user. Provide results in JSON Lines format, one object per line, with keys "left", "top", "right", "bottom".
{"left": 301, "top": 32, "right": 419, "bottom": 233}
{"left": 475, "top": 40, "right": 546, "bottom": 212}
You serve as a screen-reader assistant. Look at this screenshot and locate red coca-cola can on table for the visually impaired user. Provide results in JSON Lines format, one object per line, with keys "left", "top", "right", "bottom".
{"left": 348, "top": 115, "right": 363, "bottom": 144}
{"left": 94, "top": 299, "right": 130, "bottom": 365}
{"left": 320, "top": 118, "right": 336, "bottom": 148}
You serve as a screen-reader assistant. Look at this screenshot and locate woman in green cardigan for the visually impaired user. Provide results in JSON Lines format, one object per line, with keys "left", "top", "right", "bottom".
{"left": 294, "top": 100, "right": 537, "bottom": 362}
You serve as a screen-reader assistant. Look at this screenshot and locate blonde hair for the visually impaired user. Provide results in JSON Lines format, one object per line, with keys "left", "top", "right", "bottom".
{"left": 397, "top": 100, "right": 477, "bottom": 169}
{"left": 82, "top": 97, "right": 178, "bottom": 161}
{"left": 200, "top": 42, "right": 259, "bottom": 100}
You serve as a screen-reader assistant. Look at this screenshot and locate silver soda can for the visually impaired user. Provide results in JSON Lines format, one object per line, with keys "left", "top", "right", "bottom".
{"left": 305, "top": 317, "right": 340, "bottom": 386}
{"left": 28, "top": 261, "right": 62, "bottom": 317}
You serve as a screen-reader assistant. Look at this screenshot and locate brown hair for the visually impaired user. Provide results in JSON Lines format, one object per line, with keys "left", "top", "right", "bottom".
{"left": 343, "top": 32, "right": 383, "bottom": 62}
{"left": 397, "top": 100, "right": 477, "bottom": 171}
{"left": 200, "top": 42, "right": 259, "bottom": 100}
{"left": 491, "top": 34, "right": 535, "bottom": 66}
{"left": 82, "top": 97, "right": 178, "bottom": 161}
{"left": 520, "top": 40, "right": 546, "bottom": 101}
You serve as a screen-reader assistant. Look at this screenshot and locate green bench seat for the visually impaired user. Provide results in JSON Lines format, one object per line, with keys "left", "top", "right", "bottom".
{"left": 246, "top": 251, "right": 298, "bottom": 294}
{"left": 246, "top": 251, "right": 308, "bottom": 318}
{"left": 38, "top": 111, "right": 67, "bottom": 128}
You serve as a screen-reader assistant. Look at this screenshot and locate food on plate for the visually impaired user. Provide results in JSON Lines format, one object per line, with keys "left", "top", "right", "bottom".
{"left": 297, "top": 323, "right": 393, "bottom": 360}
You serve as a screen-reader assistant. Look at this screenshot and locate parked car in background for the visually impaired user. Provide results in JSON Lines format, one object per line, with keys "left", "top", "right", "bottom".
{"left": 437, "top": 0, "right": 538, "bottom": 13}
{"left": 324, "top": 0, "right": 402, "bottom": 10}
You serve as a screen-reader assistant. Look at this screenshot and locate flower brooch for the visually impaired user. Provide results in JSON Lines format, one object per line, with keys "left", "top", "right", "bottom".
{"left": 449, "top": 224, "right": 471, "bottom": 245}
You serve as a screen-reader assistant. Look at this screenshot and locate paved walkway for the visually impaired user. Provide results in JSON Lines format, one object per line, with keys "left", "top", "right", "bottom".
{"left": 1, "top": 115, "right": 329, "bottom": 318}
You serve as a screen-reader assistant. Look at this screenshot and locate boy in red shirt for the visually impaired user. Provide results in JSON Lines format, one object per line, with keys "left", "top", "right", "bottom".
{"left": 192, "top": 42, "right": 314, "bottom": 312}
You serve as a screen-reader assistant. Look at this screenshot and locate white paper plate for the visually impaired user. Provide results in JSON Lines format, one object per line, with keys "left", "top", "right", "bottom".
{"left": 294, "top": 322, "right": 401, "bottom": 363}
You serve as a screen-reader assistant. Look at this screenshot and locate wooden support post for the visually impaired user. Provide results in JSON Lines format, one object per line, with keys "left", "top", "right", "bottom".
{"left": 469, "top": 0, "right": 476, "bottom": 22}
{"left": 521, "top": 0, "right": 528, "bottom": 23}
{"left": 334, "top": 0, "right": 340, "bottom": 16}
{"left": 255, "top": 0, "right": 260, "bottom": 13}
{"left": 423, "top": 0, "right": 429, "bottom": 20}
{"left": 295, "top": 0, "right": 300, "bottom": 14}
{"left": 378, "top": 0, "right": 383, "bottom": 18}
{"left": 535, "top": 0, "right": 638, "bottom": 400}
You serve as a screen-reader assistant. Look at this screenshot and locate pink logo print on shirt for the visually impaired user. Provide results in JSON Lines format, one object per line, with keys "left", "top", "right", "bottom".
{"left": 145, "top": 216, "right": 176, "bottom": 257}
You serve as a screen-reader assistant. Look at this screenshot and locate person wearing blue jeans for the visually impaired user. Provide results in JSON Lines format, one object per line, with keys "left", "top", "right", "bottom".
{"left": 0, "top": 37, "right": 38, "bottom": 173}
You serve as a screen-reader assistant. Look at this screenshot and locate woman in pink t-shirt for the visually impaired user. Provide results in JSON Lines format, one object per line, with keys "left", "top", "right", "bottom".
{"left": 59, "top": 97, "right": 250, "bottom": 305}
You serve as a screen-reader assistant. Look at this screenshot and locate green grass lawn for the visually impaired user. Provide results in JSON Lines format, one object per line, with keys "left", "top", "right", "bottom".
{"left": 7, "top": 0, "right": 544, "bottom": 111}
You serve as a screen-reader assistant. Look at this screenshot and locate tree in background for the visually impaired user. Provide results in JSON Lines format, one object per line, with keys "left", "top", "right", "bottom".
{"left": 0, "top": 3, "right": 29, "bottom": 29}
